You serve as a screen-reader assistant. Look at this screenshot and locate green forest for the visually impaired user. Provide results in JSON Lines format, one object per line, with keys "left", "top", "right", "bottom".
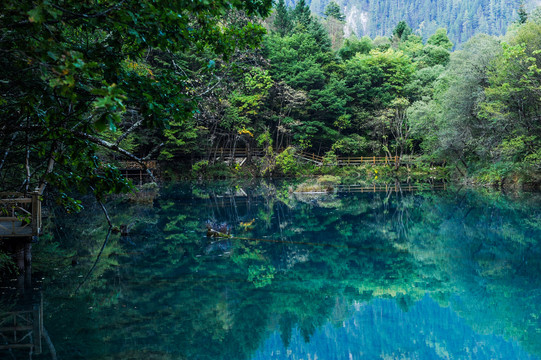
{"left": 305, "top": 0, "right": 534, "bottom": 46}
{"left": 1, "top": 0, "right": 540, "bottom": 205}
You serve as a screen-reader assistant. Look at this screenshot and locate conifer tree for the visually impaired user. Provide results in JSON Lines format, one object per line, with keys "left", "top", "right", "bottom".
{"left": 324, "top": 1, "right": 345, "bottom": 21}
{"left": 393, "top": 21, "right": 412, "bottom": 42}
{"left": 517, "top": 1, "right": 528, "bottom": 24}
{"left": 274, "top": 0, "right": 293, "bottom": 37}
{"left": 293, "top": 0, "right": 312, "bottom": 28}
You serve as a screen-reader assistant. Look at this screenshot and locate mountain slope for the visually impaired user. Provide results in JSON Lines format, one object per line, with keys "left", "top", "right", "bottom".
{"left": 287, "top": 0, "right": 537, "bottom": 46}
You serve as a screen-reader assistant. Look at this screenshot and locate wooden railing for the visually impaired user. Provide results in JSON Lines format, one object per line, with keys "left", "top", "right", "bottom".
{"left": 337, "top": 183, "right": 447, "bottom": 193}
{"left": 202, "top": 148, "right": 418, "bottom": 167}
{"left": 335, "top": 156, "right": 413, "bottom": 165}
{"left": 295, "top": 153, "right": 418, "bottom": 166}
{"left": 296, "top": 151, "right": 325, "bottom": 164}
{"left": 117, "top": 160, "right": 157, "bottom": 170}
{"left": 0, "top": 192, "right": 41, "bottom": 238}
{"left": 0, "top": 306, "right": 43, "bottom": 354}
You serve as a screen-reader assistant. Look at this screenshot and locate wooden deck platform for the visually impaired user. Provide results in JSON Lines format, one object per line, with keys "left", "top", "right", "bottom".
{"left": 117, "top": 160, "right": 158, "bottom": 185}
{"left": 0, "top": 192, "right": 41, "bottom": 239}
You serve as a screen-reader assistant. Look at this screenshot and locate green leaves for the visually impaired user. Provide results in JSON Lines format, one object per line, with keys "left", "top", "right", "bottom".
{"left": 92, "top": 83, "right": 127, "bottom": 132}
{"left": 1, "top": 0, "right": 273, "bottom": 203}
{"left": 345, "top": 49, "right": 415, "bottom": 110}
{"left": 27, "top": 6, "right": 44, "bottom": 23}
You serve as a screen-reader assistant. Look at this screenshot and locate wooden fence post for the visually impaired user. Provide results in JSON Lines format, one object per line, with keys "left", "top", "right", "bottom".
{"left": 31, "top": 192, "right": 41, "bottom": 236}
{"left": 33, "top": 303, "right": 42, "bottom": 354}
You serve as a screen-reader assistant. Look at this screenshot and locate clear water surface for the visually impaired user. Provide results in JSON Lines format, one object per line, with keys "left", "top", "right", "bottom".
{"left": 2, "top": 181, "right": 541, "bottom": 359}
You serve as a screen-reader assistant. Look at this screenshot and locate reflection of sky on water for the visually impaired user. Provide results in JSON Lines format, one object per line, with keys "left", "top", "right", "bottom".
{"left": 253, "top": 295, "right": 539, "bottom": 360}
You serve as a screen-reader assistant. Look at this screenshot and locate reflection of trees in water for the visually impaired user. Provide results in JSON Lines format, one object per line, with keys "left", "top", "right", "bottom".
{"left": 28, "top": 183, "right": 541, "bottom": 359}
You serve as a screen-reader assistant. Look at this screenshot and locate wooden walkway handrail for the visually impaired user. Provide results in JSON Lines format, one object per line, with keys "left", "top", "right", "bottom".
{"left": 0, "top": 198, "right": 33, "bottom": 203}
{"left": 117, "top": 160, "right": 157, "bottom": 170}
{"left": 0, "top": 300, "right": 44, "bottom": 354}
{"left": 199, "top": 148, "right": 418, "bottom": 167}
{"left": 336, "top": 183, "right": 446, "bottom": 192}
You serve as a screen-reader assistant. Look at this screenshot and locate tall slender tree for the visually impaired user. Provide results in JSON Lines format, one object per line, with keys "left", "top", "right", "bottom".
{"left": 273, "top": 0, "right": 293, "bottom": 37}
{"left": 293, "top": 0, "right": 312, "bottom": 28}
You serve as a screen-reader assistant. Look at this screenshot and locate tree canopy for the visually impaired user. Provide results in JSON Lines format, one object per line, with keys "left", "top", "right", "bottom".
{"left": 0, "top": 0, "right": 272, "bottom": 204}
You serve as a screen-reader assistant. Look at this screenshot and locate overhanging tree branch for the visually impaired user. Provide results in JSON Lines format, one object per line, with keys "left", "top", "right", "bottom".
{"left": 114, "top": 117, "right": 143, "bottom": 146}
{"left": 75, "top": 131, "right": 157, "bottom": 182}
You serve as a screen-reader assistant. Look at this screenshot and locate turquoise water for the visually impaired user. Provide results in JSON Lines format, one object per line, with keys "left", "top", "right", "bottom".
{"left": 3, "top": 182, "right": 541, "bottom": 359}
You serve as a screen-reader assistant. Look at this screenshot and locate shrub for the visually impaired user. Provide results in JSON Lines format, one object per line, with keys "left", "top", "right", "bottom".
{"left": 275, "top": 147, "right": 300, "bottom": 176}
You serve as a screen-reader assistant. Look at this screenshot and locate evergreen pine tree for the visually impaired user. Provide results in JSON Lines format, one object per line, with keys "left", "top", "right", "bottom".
{"left": 393, "top": 20, "right": 412, "bottom": 42}
{"left": 324, "top": 1, "right": 345, "bottom": 21}
{"left": 274, "top": 0, "right": 292, "bottom": 37}
{"left": 517, "top": 1, "right": 528, "bottom": 24}
{"left": 293, "top": 0, "right": 312, "bottom": 28}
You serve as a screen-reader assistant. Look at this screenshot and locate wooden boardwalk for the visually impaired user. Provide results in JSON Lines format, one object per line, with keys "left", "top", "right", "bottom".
{"left": 117, "top": 160, "right": 158, "bottom": 185}
{"left": 0, "top": 193, "right": 45, "bottom": 356}
{"left": 0, "top": 192, "right": 41, "bottom": 238}
{"left": 295, "top": 151, "right": 417, "bottom": 166}
{"left": 204, "top": 148, "right": 416, "bottom": 167}
{"left": 336, "top": 183, "right": 447, "bottom": 193}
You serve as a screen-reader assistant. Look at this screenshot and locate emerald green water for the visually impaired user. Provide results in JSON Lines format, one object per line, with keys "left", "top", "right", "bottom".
{"left": 3, "top": 182, "right": 541, "bottom": 359}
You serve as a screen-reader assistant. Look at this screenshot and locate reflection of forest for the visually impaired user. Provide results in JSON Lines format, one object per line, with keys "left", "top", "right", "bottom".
{"left": 255, "top": 296, "right": 539, "bottom": 360}
{"left": 25, "top": 182, "right": 541, "bottom": 359}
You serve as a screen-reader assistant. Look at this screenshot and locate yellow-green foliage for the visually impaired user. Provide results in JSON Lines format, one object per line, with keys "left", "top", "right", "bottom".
{"left": 275, "top": 147, "right": 299, "bottom": 176}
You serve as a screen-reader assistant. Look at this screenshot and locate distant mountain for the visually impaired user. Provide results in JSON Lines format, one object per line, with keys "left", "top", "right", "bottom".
{"left": 286, "top": 0, "right": 540, "bottom": 46}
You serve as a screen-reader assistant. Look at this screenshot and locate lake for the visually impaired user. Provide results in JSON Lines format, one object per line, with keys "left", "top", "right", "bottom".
{"left": 2, "top": 181, "right": 541, "bottom": 359}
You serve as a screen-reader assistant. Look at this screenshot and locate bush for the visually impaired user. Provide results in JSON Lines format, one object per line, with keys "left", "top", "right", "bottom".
{"left": 323, "top": 150, "right": 338, "bottom": 166}
{"left": 316, "top": 175, "right": 341, "bottom": 186}
{"left": 191, "top": 160, "right": 233, "bottom": 179}
{"left": 275, "top": 147, "right": 300, "bottom": 176}
{"left": 191, "top": 160, "right": 209, "bottom": 177}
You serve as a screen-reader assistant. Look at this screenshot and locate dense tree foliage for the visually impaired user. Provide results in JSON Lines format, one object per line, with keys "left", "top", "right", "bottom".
{"left": 1, "top": 1, "right": 540, "bottom": 200}
{"left": 0, "top": 0, "right": 272, "bottom": 203}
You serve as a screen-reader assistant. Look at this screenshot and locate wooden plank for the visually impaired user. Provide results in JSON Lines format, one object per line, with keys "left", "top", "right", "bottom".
{"left": 0, "top": 311, "right": 33, "bottom": 316}
{"left": 0, "top": 344, "right": 34, "bottom": 349}
{"left": 0, "top": 198, "right": 32, "bottom": 203}
{"left": 33, "top": 304, "right": 42, "bottom": 354}
{"left": 0, "top": 217, "right": 27, "bottom": 221}
{"left": 0, "top": 325, "right": 33, "bottom": 331}
{"left": 0, "top": 220, "right": 34, "bottom": 236}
